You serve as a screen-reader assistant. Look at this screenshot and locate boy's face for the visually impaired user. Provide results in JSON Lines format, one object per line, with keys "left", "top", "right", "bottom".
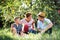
{"left": 38, "top": 16, "right": 44, "bottom": 21}
{"left": 15, "top": 18, "right": 20, "bottom": 24}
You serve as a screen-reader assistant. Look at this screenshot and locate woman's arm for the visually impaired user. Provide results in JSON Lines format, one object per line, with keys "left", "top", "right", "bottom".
{"left": 32, "top": 21, "right": 35, "bottom": 30}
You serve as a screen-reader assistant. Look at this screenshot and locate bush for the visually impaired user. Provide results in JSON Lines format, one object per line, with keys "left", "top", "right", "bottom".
{"left": 0, "top": 0, "right": 60, "bottom": 28}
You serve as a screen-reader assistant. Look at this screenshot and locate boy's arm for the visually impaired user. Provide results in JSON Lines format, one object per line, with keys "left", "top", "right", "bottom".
{"left": 11, "top": 24, "right": 14, "bottom": 31}
{"left": 41, "top": 22, "right": 53, "bottom": 34}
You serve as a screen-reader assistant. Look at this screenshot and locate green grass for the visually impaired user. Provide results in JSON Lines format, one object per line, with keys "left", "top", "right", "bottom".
{"left": 0, "top": 26, "right": 60, "bottom": 40}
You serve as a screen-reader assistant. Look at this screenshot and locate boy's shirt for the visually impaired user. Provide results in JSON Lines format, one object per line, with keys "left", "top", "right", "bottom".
{"left": 37, "top": 18, "right": 52, "bottom": 30}
{"left": 12, "top": 23, "right": 22, "bottom": 34}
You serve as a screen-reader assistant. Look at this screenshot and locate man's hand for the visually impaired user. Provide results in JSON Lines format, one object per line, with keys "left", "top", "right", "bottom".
{"left": 40, "top": 30, "right": 45, "bottom": 34}
{"left": 37, "top": 28, "right": 42, "bottom": 32}
{"left": 41, "top": 23, "right": 53, "bottom": 34}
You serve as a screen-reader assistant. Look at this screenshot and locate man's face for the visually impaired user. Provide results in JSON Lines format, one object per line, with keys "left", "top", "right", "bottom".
{"left": 38, "top": 16, "right": 44, "bottom": 21}
{"left": 15, "top": 18, "right": 20, "bottom": 24}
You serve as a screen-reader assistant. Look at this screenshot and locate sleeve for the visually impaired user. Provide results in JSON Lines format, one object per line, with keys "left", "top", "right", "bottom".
{"left": 37, "top": 21, "right": 40, "bottom": 29}
{"left": 31, "top": 18, "right": 34, "bottom": 23}
{"left": 46, "top": 19, "right": 52, "bottom": 24}
{"left": 21, "top": 19, "right": 24, "bottom": 24}
{"left": 21, "top": 19, "right": 23, "bottom": 22}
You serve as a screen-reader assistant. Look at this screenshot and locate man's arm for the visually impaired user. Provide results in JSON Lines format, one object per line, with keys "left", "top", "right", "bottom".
{"left": 37, "top": 20, "right": 42, "bottom": 32}
{"left": 37, "top": 28, "right": 42, "bottom": 32}
{"left": 41, "top": 22, "right": 53, "bottom": 34}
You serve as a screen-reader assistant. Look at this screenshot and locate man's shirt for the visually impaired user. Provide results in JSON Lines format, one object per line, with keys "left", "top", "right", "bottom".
{"left": 37, "top": 18, "right": 52, "bottom": 30}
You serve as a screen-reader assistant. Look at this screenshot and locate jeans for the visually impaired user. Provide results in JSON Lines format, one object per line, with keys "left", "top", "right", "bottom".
{"left": 29, "top": 29, "right": 37, "bottom": 34}
{"left": 45, "top": 28, "right": 52, "bottom": 34}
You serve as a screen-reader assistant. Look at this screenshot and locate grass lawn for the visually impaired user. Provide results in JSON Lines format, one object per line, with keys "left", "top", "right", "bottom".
{"left": 0, "top": 26, "right": 60, "bottom": 40}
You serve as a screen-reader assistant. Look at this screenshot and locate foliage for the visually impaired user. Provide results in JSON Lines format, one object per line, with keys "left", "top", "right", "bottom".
{"left": 0, "top": 0, "right": 60, "bottom": 28}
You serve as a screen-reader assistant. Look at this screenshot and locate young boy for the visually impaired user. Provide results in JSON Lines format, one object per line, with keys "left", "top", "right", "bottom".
{"left": 11, "top": 17, "right": 23, "bottom": 35}
{"left": 37, "top": 12, "right": 53, "bottom": 34}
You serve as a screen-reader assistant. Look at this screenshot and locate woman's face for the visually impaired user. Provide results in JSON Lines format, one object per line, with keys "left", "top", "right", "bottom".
{"left": 27, "top": 15, "right": 32, "bottom": 21}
